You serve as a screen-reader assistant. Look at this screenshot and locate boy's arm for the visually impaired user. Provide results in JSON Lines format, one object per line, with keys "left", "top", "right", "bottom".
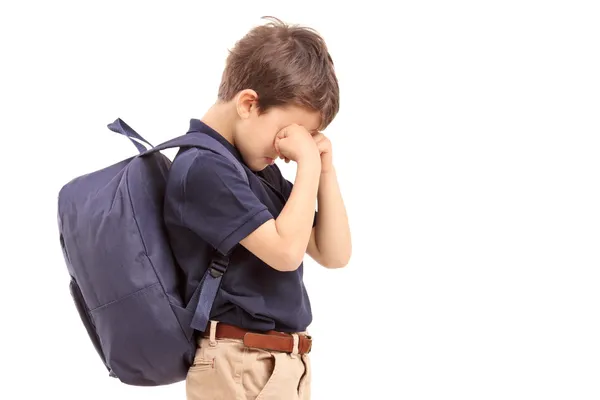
{"left": 239, "top": 127, "right": 322, "bottom": 272}
{"left": 240, "top": 159, "right": 321, "bottom": 272}
{"left": 306, "top": 166, "right": 352, "bottom": 268}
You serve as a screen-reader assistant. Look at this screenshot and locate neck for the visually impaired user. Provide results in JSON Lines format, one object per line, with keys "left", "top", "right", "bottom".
{"left": 201, "top": 101, "right": 237, "bottom": 145}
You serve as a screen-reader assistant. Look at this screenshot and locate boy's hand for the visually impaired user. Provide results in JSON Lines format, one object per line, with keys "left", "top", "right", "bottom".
{"left": 274, "top": 124, "right": 320, "bottom": 166}
{"left": 312, "top": 132, "right": 333, "bottom": 173}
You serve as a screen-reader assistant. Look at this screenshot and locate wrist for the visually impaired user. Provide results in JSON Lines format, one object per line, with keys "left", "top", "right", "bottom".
{"left": 320, "top": 164, "right": 335, "bottom": 175}
{"left": 297, "top": 151, "right": 321, "bottom": 169}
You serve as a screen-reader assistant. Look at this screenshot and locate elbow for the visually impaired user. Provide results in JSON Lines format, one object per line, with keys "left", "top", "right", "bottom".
{"left": 323, "top": 256, "right": 350, "bottom": 269}
{"left": 272, "top": 247, "right": 304, "bottom": 272}
{"left": 321, "top": 247, "right": 352, "bottom": 269}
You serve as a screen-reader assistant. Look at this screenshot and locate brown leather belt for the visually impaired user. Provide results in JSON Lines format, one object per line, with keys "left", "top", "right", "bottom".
{"left": 202, "top": 323, "right": 312, "bottom": 355}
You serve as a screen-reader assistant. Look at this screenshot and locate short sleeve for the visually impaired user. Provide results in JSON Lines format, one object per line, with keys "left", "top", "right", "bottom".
{"left": 181, "top": 151, "right": 273, "bottom": 255}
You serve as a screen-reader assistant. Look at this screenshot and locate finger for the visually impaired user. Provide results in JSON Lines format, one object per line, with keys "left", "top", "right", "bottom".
{"left": 276, "top": 127, "right": 289, "bottom": 139}
{"left": 315, "top": 136, "right": 327, "bottom": 147}
{"left": 312, "top": 132, "right": 325, "bottom": 141}
{"left": 274, "top": 139, "right": 281, "bottom": 156}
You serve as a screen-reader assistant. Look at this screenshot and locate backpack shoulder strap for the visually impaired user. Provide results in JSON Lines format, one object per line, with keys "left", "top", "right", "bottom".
{"left": 141, "top": 131, "right": 249, "bottom": 185}
{"left": 107, "top": 117, "right": 247, "bottom": 184}
{"left": 130, "top": 123, "right": 248, "bottom": 333}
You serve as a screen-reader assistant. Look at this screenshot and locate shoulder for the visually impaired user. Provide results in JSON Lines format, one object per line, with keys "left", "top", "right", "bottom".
{"left": 171, "top": 148, "right": 249, "bottom": 189}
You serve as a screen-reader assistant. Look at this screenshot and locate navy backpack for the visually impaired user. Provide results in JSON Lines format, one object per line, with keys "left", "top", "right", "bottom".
{"left": 57, "top": 118, "right": 248, "bottom": 386}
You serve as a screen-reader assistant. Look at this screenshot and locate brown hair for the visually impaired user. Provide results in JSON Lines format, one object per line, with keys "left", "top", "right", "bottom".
{"left": 218, "top": 16, "right": 340, "bottom": 130}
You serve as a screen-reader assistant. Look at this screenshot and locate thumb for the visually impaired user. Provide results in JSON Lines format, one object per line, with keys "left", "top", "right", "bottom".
{"left": 275, "top": 137, "right": 286, "bottom": 156}
{"left": 276, "top": 127, "right": 289, "bottom": 139}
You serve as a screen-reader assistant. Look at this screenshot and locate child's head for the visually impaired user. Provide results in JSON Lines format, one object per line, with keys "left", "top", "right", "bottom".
{"left": 217, "top": 17, "right": 339, "bottom": 171}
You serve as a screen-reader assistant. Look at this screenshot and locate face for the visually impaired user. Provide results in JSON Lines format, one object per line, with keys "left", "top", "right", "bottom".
{"left": 233, "top": 90, "right": 322, "bottom": 171}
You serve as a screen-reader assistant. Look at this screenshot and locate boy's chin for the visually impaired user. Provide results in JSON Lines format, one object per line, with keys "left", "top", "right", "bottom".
{"left": 248, "top": 162, "right": 269, "bottom": 172}
{"left": 256, "top": 164, "right": 270, "bottom": 171}
{"left": 252, "top": 158, "right": 275, "bottom": 171}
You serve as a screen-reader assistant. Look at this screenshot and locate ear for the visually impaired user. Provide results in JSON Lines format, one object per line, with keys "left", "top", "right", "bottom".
{"left": 235, "top": 89, "right": 259, "bottom": 119}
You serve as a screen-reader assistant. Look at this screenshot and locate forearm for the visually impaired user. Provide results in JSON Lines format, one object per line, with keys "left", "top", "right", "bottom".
{"left": 314, "top": 166, "right": 352, "bottom": 267}
{"left": 275, "top": 158, "right": 321, "bottom": 265}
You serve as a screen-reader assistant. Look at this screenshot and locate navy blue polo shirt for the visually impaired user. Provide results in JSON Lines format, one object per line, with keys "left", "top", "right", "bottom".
{"left": 163, "top": 119, "right": 314, "bottom": 333}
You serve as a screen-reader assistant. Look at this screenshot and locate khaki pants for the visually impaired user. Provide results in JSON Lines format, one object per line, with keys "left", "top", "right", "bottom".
{"left": 186, "top": 323, "right": 311, "bottom": 400}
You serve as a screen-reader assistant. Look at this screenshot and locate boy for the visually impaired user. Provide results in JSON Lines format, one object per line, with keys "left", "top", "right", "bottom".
{"left": 164, "top": 16, "right": 351, "bottom": 399}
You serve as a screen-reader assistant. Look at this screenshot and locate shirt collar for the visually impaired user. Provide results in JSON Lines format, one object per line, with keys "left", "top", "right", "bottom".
{"left": 187, "top": 118, "right": 243, "bottom": 163}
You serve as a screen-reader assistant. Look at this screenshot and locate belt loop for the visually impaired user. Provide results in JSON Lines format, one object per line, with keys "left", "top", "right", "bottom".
{"left": 209, "top": 320, "right": 218, "bottom": 347}
{"left": 291, "top": 333, "right": 299, "bottom": 358}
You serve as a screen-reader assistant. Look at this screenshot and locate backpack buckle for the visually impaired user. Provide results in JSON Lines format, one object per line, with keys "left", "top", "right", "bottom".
{"left": 209, "top": 255, "right": 228, "bottom": 278}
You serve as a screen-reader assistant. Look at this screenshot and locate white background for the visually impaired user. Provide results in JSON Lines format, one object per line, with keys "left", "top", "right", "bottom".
{"left": 2, "top": 1, "right": 599, "bottom": 399}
